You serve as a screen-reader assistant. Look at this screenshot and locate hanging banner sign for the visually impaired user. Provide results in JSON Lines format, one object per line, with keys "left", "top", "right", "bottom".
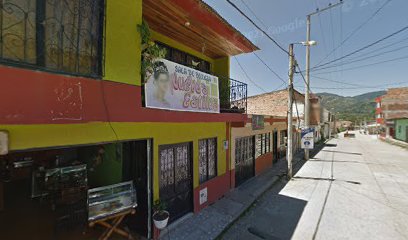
{"left": 145, "top": 59, "right": 220, "bottom": 113}
{"left": 252, "top": 115, "right": 265, "bottom": 130}
{"left": 301, "top": 128, "right": 314, "bottom": 149}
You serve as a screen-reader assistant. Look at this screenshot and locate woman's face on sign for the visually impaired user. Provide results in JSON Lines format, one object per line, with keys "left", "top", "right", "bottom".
{"left": 156, "top": 73, "right": 170, "bottom": 93}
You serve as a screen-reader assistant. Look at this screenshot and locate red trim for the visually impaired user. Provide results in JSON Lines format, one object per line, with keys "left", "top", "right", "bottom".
{"left": 193, "top": 173, "right": 230, "bottom": 212}
{"left": 0, "top": 66, "right": 248, "bottom": 124}
{"left": 255, "top": 152, "right": 273, "bottom": 175}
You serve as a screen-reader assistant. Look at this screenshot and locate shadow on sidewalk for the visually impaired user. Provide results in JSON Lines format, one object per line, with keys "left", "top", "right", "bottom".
{"left": 220, "top": 142, "right": 329, "bottom": 240}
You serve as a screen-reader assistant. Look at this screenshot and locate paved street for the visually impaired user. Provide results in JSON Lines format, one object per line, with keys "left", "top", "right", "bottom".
{"left": 221, "top": 132, "right": 408, "bottom": 240}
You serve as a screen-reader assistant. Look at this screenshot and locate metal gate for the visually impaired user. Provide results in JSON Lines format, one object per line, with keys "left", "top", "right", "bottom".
{"left": 273, "top": 132, "right": 278, "bottom": 163}
{"left": 159, "top": 143, "right": 193, "bottom": 223}
{"left": 235, "top": 136, "right": 255, "bottom": 186}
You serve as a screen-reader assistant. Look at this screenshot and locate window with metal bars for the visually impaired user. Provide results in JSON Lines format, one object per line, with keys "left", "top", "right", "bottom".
{"left": 255, "top": 133, "right": 271, "bottom": 158}
{"left": 0, "top": 0, "right": 104, "bottom": 77}
{"left": 198, "top": 138, "right": 217, "bottom": 184}
{"left": 280, "top": 130, "right": 287, "bottom": 146}
{"left": 156, "top": 42, "right": 211, "bottom": 74}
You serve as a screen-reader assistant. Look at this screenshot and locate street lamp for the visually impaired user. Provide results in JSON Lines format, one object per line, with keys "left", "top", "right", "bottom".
{"left": 301, "top": 40, "right": 317, "bottom": 46}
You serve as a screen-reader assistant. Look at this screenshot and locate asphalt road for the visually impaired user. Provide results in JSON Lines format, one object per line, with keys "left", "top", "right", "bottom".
{"left": 221, "top": 132, "right": 408, "bottom": 240}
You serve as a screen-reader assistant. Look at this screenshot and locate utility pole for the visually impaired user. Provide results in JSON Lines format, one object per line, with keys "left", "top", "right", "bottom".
{"left": 287, "top": 44, "right": 295, "bottom": 179}
{"left": 304, "top": 1, "right": 343, "bottom": 160}
{"left": 304, "top": 14, "right": 311, "bottom": 161}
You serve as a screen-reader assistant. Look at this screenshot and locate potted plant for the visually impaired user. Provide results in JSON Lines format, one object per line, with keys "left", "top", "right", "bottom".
{"left": 137, "top": 20, "right": 167, "bottom": 82}
{"left": 152, "top": 200, "right": 169, "bottom": 230}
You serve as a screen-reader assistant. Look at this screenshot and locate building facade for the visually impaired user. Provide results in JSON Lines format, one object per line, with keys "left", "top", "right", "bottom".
{"left": 230, "top": 115, "right": 289, "bottom": 188}
{"left": 395, "top": 119, "right": 408, "bottom": 142}
{"left": 379, "top": 87, "right": 408, "bottom": 139}
{"left": 0, "top": 0, "right": 258, "bottom": 239}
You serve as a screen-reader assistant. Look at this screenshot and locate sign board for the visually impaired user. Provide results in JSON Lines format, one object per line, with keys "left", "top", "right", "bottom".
{"left": 145, "top": 59, "right": 220, "bottom": 113}
{"left": 252, "top": 115, "right": 264, "bottom": 130}
{"left": 301, "top": 128, "right": 314, "bottom": 149}
{"left": 223, "top": 140, "right": 229, "bottom": 150}
{"left": 199, "top": 187, "right": 208, "bottom": 205}
{"left": 0, "top": 131, "right": 9, "bottom": 155}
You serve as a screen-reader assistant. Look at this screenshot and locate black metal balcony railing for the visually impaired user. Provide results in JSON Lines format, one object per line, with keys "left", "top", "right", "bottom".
{"left": 220, "top": 78, "right": 247, "bottom": 113}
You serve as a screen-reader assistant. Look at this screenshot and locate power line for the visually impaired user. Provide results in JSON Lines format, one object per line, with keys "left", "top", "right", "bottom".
{"left": 295, "top": 81, "right": 407, "bottom": 90}
{"left": 234, "top": 57, "right": 268, "bottom": 93}
{"left": 314, "top": 0, "right": 328, "bottom": 54}
{"left": 310, "top": 76, "right": 408, "bottom": 89}
{"left": 226, "top": 0, "right": 289, "bottom": 55}
{"left": 315, "top": 0, "right": 393, "bottom": 66}
{"left": 314, "top": 54, "right": 408, "bottom": 75}
{"left": 252, "top": 52, "right": 286, "bottom": 84}
{"left": 311, "top": 23, "right": 408, "bottom": 70}
{"left": 344, "top": 34, "right": 408, "bottom": 60}
{"left": 312, "top": 43, "right": 408, "bottom": 72}
{"left": 295, "top": 61, "right": 314, "bottom": 95}
{"left": 311, "top": 75, "right": 374, "bottom": 88}
{"left": 240, "top": 0, "right": 268, "bottom": 29}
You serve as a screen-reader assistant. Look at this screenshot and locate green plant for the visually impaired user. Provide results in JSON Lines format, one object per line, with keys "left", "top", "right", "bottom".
{"left": 137, "top": 20, "right": 167, "bottom": 82}
{"left": 153, "top": 200, "right": 169, "bottom": 221}
{"left": 153, "top": 200, "right": 167, "bottom": 213}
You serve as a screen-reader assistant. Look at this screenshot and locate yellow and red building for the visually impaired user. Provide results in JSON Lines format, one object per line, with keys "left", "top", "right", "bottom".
{"left": 0, "top": 0, "right": 259, "bottom": 238}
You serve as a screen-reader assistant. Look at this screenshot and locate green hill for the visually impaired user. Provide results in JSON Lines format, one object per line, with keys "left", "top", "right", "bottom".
{"left": 317, "top": 91, "right": 386, "bottom": 122}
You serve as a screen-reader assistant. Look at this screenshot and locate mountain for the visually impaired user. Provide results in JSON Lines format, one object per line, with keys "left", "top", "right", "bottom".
{"left": 317, "top": 91, "right": 386, "bottom": 122}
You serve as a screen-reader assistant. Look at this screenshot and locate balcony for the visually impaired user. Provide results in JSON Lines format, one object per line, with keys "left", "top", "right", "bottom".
{"left": 220, "top": 78, "right": 247, "bottom": 114}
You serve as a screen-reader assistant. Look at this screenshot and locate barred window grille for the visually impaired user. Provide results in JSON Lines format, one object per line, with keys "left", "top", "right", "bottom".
{"left": 0, "top": 0, "right": 103, "bottom": 76}
{"left": 255, "top": 133, "right": 271, "bottom": 157}
{"left": 198, "top": 138, "right": 217, "bottom": 184}
{"left": 156, "top": 42, "right": 211, "bottom": 74}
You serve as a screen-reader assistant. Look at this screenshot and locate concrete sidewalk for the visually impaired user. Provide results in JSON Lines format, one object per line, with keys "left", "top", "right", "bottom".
{"left": 220, "top": 132, "right": 408, "bottom": 240}
{"left": 159, "top": 147, "right": 321, "bottom": 240}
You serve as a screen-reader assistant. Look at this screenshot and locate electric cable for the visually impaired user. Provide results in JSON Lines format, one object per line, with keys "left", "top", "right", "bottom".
{"left": 315, "top": 0, "right": 393, "bottom": 66}
{"left": 226, "top": 0, "right": 289, "bottom": 55}
{"left": 253, "top": 52, "right": 286, "bottom": 84}
{"left": 234, "top": 56, "right": 268, "bottom": 93}
{"left": 311, "top": 23, "right": 408, "bottom": 70}
{"left": 312, "top": 43, "right": 408, "bottom": 72}
{"left": 314, "top": 54, "right": 408, "bottom": 75}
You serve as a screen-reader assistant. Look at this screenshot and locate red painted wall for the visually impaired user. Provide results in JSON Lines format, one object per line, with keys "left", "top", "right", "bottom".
{"left": 0, "top": 66, "right": 247, "bottom": 124}
{"left": 255, "top": 152, "right": 273, "bottom": 175}
{"left": 193, "top": 173, "right": 230, "bottom": 212}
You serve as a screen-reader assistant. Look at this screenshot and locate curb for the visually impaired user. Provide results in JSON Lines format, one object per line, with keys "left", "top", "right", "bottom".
{"left": 215, "top": 173, "right": 285, "bottom": 240}
{"left": 216, "top": 141, "right": 327, "bottom": 239}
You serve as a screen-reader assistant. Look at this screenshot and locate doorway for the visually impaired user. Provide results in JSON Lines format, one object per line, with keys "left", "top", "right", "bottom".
{"left": 122, "top": 140, "right": 151, "bottom": 238}
{"left": 235, "top": 136, "right": 255, "bottom": 187}
{"left": 273, "top": 131, "right": 278, "bottom": 163}
{"left": 159, "top": 142, "right": 193, "bottom": 223}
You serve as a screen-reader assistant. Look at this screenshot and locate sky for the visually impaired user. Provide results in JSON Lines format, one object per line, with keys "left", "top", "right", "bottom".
{"left": 203, "top": 0, "right": 408, "bottom": 97}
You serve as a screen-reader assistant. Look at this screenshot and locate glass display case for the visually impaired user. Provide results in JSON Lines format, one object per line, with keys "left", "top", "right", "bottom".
{"left": 87, "top": 181, "right": 137, "bottom": 221}
{"left": 31, "top": 164, "right": 87, "bottom": 201}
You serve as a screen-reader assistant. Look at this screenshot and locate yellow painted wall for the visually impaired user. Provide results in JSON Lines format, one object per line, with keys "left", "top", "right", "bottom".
{"left": 104, "top": 0, "right": 142, "bottom": 85}
{"left": 103, "top": 0, "right": 231, "bottom": 90}
{"left": 111, "top": 122, "right": 227, "bottom": 201}
{"left": 2, "top": 123, "right": 117, "bottom": 151}
{"left": 213, "top": 57, "right": 230, "bottom": 107}
{"left": 3, "top": 122, "right": 227, "bottom": 201}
